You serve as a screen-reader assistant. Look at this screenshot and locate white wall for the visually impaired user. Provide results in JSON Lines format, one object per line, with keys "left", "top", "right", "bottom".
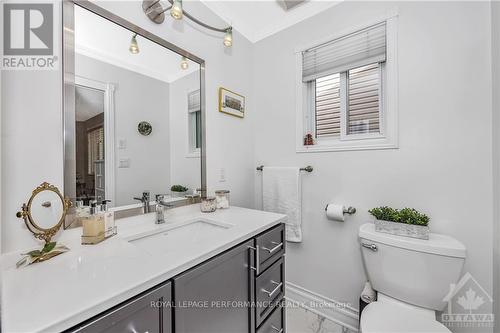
{"left": 1, "top": 2, "right": 63, "bottom": 253}
{"left": 1, "top": 0, "right": 256, "bottom": 253}
{"left": 76, "top": 54, "right": 171, "bottom": 206}
{"left": 253, "top": 0, "right": 494, "bottom": 320}
{"left": 169, "top": 71, "right": 201, "bottom": 192}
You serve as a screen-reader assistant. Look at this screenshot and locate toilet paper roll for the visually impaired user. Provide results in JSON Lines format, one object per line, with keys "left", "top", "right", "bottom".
{"left": 325, "top": 204, "right": 345, "bottom": 222}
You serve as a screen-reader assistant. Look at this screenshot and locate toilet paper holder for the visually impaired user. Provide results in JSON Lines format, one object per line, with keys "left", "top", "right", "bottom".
{"left": 324, "top": 205, "right": 357, "bottom": 215}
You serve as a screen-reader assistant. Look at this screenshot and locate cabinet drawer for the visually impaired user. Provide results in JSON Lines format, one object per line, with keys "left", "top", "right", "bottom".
{"left": 256, "top": 224, "right": 285, "bottom": 273}
{"left": 257, "top": 305, "right": 285, "bottom": 333}
{"left": 256, "top": 257, "right": 284, "bottom": 326}
{"left": 68, "top": 282, "right": 172, "bottom": 333}
{"left": 174, "top": 240, "right": 254, "bottom": 333}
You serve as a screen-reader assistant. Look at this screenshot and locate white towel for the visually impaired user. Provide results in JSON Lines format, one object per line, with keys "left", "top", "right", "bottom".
{"left": 262, "top": 167, "right": 302, "bottom": 242}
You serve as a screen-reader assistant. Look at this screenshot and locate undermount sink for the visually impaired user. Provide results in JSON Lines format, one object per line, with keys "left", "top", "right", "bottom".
{"left": 129, "top": 219, "right": 233, "bottom": 255}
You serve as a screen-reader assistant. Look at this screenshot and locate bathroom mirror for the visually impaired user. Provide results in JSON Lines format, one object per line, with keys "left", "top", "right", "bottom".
{"left": 16, "top": 182, "right": 71, "bottom": 243}
{"left": 63, "top": 1, "right": 206, "bottom": 227}
{"left": 30, "top": 190, "right": 65, "bottom": 229}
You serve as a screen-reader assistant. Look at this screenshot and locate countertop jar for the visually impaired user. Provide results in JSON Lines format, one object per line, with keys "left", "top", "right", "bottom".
{"left": 200, "top": 197, "right": 217, "bottom": 213}
{"left": 215, "top": 190, "right": 230, "bottom": 209}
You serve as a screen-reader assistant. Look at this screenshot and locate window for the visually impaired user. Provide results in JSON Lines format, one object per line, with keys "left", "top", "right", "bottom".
{"left": 188, "top": 89, "right": 201, "bottom": 155}
{"left": 88, "top": 127, "right": 104, "bottom": 174}
{"left": 312, "top": 63, "right": 382, "bottom": 139}
{"left": 298, "top": 18, "right": 398, "bottom": 152}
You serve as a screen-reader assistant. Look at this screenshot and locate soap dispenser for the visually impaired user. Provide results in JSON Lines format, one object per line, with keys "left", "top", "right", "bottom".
{"left": 81, "top": 201, "right": 105, "bottom": 244}
{"left": 100, "top": 200, "right": 116, "bottom": 237}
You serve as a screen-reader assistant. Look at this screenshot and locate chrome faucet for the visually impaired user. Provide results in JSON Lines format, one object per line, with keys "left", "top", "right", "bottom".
{"left": 134, "top": 191, "right": 150, "bottom": 214}
{"left": 155, "top": 195, "right": 174, "bottom": 224}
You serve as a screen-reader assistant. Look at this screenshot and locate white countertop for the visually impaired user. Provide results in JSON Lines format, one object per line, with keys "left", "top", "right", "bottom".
{"left": 1, "top": 205, "right": 286, "bottom": 333}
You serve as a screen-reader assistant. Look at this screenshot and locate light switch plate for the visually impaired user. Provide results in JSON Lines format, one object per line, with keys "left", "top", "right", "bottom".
{"left": 219, "top": 168, "right": 226, "bottom": 182}
{"left": 118, "top": 158, "right": 130, "bottom": 168}
{"left": 118, "top": 138, "right": 127, "bottom": 149}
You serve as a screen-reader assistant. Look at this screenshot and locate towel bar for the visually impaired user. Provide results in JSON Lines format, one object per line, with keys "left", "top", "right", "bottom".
{"left": 256, "top": 165, "right": 313, "bottom": 172}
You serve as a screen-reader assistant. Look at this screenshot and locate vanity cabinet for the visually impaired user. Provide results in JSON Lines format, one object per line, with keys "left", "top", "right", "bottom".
{"left": 174, "top": 239, "right": 255, "bottom": 333}
{"left": 68, "top": 281, "right": 172, "bottom": 333}
{"left": 66, "top": 223, "right": 285, "bottom": 333}
{"left": 257, "top": 305, "right": 285, "bottom": 333}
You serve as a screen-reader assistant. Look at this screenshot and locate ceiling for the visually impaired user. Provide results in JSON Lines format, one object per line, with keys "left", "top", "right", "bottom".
{"left": 75, "top": 5, "right": 199, "bottom": 83}
{"left": 200, "top": 0, "right": 343, "bottom": 43}
{"left": 75, "top": 85, "right": 104, "bottom": 122}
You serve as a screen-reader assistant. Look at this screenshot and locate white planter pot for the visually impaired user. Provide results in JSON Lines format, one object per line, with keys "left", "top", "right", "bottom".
{"left": 374, "top": 219, "right": 429, "bottom": 240}
{"left": 171, "top": 190, "right": 188, "bottom": 198}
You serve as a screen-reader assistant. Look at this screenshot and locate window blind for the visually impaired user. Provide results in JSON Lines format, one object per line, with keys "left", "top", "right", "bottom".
{"left": 347, "top": 63, "right": 380, "bottom": 134}
{"left": 88, "top": 127, "right": 104, "bottom": 174}
{"left": 302, "top": 22, "right": 386, "bottom": 82}
{"left": 188, "top": 89, "right": 201, "bottom": 113}
{"left": 315, "top": 73, "right": 341, "bottom": 137}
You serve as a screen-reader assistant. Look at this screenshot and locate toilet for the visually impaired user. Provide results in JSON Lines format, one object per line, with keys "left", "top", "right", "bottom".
{"left": 358, "top": 223, "right": 466, "bottom": 333}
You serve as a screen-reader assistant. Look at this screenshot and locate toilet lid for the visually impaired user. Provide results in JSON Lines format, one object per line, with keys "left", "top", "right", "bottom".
{"left": 360, "top": 301, "right": 451, "bottom": 333}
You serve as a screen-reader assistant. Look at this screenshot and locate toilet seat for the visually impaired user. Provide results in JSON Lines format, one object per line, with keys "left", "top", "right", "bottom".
{"left": 360, "top": 301, "right": 451, "bottom": 333}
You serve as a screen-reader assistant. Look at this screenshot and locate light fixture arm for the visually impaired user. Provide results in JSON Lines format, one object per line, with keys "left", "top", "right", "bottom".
{"left": 156, "top": 4, "right": 172, "bottom": 16}
{"left": 142, "top": 0, "right": 231, "bottom": 34}
{"left": 165, "top": 0, "right": 230, "bottom": 33}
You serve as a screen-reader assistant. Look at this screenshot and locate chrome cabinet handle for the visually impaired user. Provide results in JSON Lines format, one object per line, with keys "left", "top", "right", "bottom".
{"left": 361, "top": 243, "right": 378, "bottom": 252}
{"left": 248, "top": 245, "right": 259, "bottom": 272}
{"left": 261, "top": 280, "right": 282, "bottom": 298}
{"left": 271, "top": 325, "right": 283, "bottom": 333}
{"left": 262, "top": 241, "right": 283, "bottom": 254}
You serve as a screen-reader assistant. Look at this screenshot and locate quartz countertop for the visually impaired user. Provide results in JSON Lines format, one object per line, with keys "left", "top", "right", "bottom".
{"left": 1, "top": 205, "right": 286, "bottom": 333}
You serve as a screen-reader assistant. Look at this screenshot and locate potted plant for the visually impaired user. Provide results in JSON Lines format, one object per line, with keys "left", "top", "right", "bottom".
{"left": 171, "top": 185, "right": 189, "bottom": 198}
{"left": 368, "top": 206, "right": 430, "bottom": 240}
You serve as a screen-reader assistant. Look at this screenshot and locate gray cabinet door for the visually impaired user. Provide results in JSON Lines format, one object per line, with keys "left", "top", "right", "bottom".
{"left": 69, "top": 281, "right": 172, "bottom": 333}
{"left": 174, "top": 240, "right": 255, "bottom": 333}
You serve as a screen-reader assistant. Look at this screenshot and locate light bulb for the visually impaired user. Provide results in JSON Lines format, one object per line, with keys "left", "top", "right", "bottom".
{"left": 223, "top": 28, "right": 233, "bottom": 47}
{"left": 171, "top": 0, "right": 183, "bottom": 20}
{"left": 129, "top": 34, "right": 139, "bottom": 54}
{"left": 180, "top": 56, "right": 189, "bottom": 70}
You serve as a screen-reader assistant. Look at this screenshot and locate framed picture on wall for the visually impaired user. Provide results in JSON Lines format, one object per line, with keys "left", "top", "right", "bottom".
{"left": 219, "top": 87, "right": 245, "bottom": 118}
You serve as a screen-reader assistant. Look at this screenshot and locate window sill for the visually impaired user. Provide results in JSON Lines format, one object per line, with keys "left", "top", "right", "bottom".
{"left": 296, "top": 140, "right": 398, "bottom": 153}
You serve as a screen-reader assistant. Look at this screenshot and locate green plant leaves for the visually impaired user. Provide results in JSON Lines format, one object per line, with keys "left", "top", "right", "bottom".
{"left": 171, "top": 185, "right": 188, "bottom": 192}
{"left": 369, "top": 206, "right": 429, "bottom": 226}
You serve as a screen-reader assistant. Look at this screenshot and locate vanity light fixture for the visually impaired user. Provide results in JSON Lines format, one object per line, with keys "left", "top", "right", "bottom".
{"left": 142, "top": 0, "right": 233, "bottom": 47}
{"left": 129, "top": 33, "right": 140, "bottom": 54}
{"left": 180, "top": 56, "right": 189, "bottom": 70}
{"left": 170, "top": 0, "right": 183, "bottom": 20}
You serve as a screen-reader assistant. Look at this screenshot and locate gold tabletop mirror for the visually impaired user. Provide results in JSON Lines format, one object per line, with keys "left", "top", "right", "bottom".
{"left": 16, "top": 182, "right": 71, "bottom": 267}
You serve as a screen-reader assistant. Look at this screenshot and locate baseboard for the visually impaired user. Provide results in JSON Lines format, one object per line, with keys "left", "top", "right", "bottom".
{"left": 285, "top": 282, "right": 360, "bottom": 332}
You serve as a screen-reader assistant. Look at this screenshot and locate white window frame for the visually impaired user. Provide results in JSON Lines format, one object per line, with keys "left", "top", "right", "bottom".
{"left": 295, "top": 12, "right": 399, "bottom": 153}
{"left": 187, "top": 89, "right": 201, "bottom": 158}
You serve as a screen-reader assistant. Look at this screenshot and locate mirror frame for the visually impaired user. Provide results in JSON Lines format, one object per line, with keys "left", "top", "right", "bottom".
{"left": 62, "top": 0, "right": 207, "bottom": 228}
{"left": 16, "top": 182, "right": 71, "bottom": 243}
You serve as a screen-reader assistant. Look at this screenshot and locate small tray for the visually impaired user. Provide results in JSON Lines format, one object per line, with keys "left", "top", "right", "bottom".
{"left": 82, "top": 226, "right": 117, "bottom": 245}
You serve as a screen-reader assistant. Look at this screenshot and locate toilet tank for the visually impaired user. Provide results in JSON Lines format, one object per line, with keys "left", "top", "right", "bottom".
{"left": 359, "top": 223, "right": 466, "bottom": 311}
